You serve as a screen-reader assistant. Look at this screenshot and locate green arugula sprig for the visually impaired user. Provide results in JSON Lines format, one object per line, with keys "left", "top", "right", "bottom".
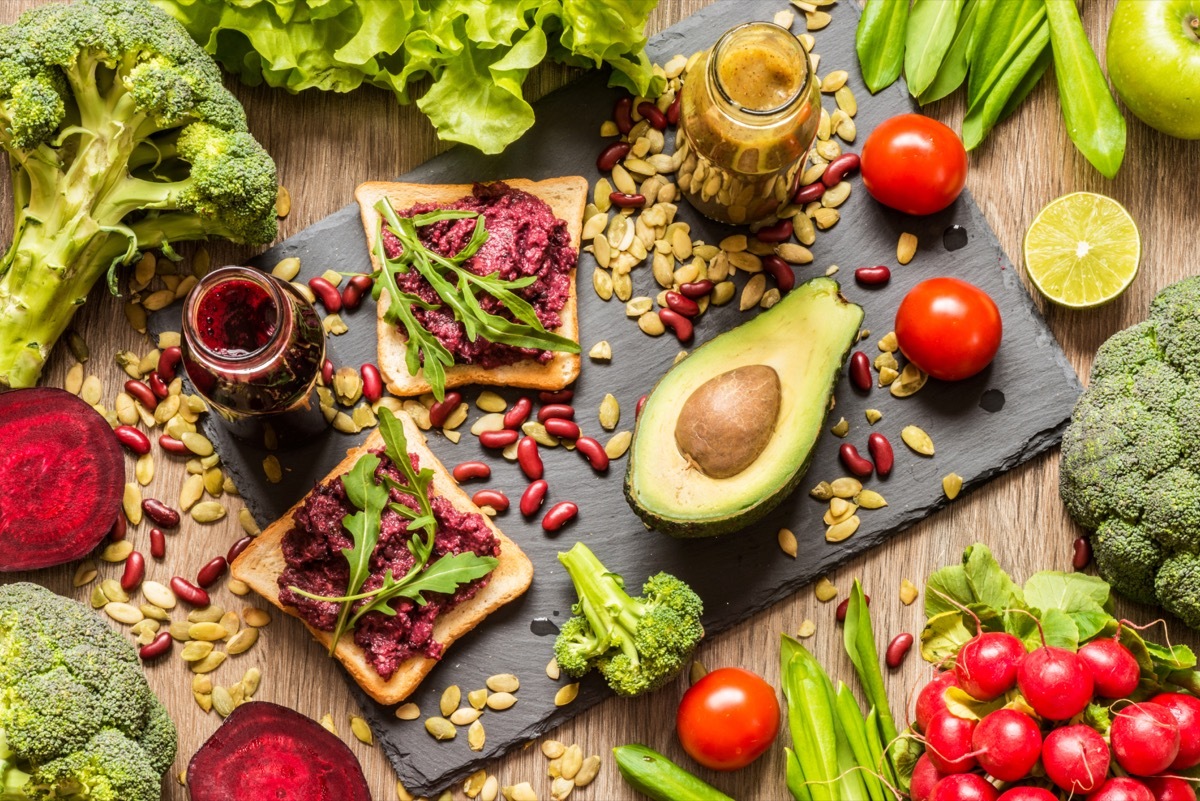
{"left": 290, "top": 408, "right": 497, "bottom": 650}
{"left": 371, "top": 198, "right": 580, "bottom": 401}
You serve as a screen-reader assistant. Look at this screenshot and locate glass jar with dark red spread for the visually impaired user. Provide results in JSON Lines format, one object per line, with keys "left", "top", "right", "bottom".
{"left": 182, "top": 266, "right": 326, "bottom": 437}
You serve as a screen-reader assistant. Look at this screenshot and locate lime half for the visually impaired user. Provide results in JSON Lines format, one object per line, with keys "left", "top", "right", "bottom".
{"left": 1023, "top": 192, "right": 1141, "bottom": 308}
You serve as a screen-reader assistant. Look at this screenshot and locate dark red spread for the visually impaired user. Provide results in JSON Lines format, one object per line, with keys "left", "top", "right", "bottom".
{"left": 381, "top": 181, "right": 575, "bottom": 369}
{"left": 278, "top": 451, "right": 499, "bottom": 679}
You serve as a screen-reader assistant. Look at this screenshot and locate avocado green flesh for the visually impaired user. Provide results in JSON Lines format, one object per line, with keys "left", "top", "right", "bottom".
{"left": 624, "top": 277, "right": 864, "bottom": 537}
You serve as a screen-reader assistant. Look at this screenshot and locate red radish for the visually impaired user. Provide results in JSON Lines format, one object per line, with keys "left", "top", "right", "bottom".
{"left": 971, "top": 708, "right": 1042, "bottom": 782}
{"left": 1016, "top": 646, "right": 1095, "bottom": 720}
{"left": 917, "top": 671, "right": 960, "bottom": 732}
{"left": 0, "top": 388, "right": 123, "bottom": 571}
{"left": 1042, "top": 724, "right": 1111, "bottom": 794}
{"left": 1112, "top": 702, "right": 1181, "bottom": 776}
{"left": 1089, "top": 777, "right": 1155, "bottom": 801}
{"left": 996, "top": 789, "right": 1058, "bottom": 801}
{"left": 910, "top": 754, "right": 946, "bottom": 801}
{"left": 925, "top": 711, "right": 979, "bottom": 774}
{"left": 1152, "top": 693, "right": 1200, "bottom": 769}
{"left": 955, "top": 632, "right": 1026, "bottom": 701}
{"left": 1146, "top": 776, "right": 1198, "bottom": 801}
{"left": 188, "top": 702, "right": 370, "bottom": 801}
{"left": 1079, "top": 638, "right": 1141, "bottom": 698}
{"left": 928, "top": 773, "right": 998, "bottom": 801}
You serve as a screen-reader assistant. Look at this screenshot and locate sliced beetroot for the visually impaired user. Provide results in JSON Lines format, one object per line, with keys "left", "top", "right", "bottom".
{"left": 187, "top": 702, "right": 371, "bottom": 801}
{"left": 0, "top": 387, "right": 123, "bottom": 571}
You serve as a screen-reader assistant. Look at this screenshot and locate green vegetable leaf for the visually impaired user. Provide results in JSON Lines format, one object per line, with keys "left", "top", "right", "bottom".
{"left": 1146, "top": 641, "right": 1197, "bottom": 671}
{"left": 943, "top": 686, "right": 1006, "bottom": 721}
{"left": 888, "top": 729, "right": 923, "bottom": 795}
{"left": 326, "top": 452, "right": 389, "bottom": 652}
{"left": 347, "top": 551, "right": 499, "bottom": 625}
{"left": 963, "top": 12, "right": 1050, "bottom": 150}
{"left": 918, "top": 0, "right": 981, "bottom": 104}
{"left": 843, "top": 581, "right": 899, "bottom": 751}
{"left": 780, "top": 634, "right": 841, "bottom": 801}
{"left": 856, "top": 0, "right": 910, "bottom": 94}
{"left": 921, "top": 610, "right": 975, "bottom": 665}
{"left": 964, "top": 543, "right": 1024, "bottom": 610}
{"left": 1084, "top": 701, "right": 1113, "bottom": 735}
{"left": 1013, "top": 607, "right": 1079, "bottom": 651}
{"left": 967, "top": 0, "right": 1045, "bottom": 106}
{"left": 904, "top": 0, "right": 966, "bottom": 98}
{"left": 1023, "top": 571, "right": 1111, "bottom": 642}
{"left": 925, "top": 563, "right": 972, "bottom": 617}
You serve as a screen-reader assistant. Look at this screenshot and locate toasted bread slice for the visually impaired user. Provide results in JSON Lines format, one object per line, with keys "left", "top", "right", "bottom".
{"left": 355, "top": 178, "right": 587, "bottom": 397}
{"left": 231, "top": 411, "right": 534, "bottom": 705}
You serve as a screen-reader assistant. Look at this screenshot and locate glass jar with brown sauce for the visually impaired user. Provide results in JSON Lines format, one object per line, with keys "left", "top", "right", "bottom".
{"left": 677, "top": 22, "right": 820, "bottom": 225}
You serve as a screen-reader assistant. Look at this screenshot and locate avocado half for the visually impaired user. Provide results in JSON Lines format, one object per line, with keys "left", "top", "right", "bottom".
{"left": 624, "top": 277, "right": 864, "bottom": 537}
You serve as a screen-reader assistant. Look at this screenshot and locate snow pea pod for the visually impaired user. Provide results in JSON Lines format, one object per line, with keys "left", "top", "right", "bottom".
{"left": 856, "top": 0, "right": 909, "bottom": 93}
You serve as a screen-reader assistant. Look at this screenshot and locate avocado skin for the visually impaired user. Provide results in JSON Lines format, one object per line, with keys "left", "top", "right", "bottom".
{"left": 623, "top": 277, "right": 863, "bottom": 538}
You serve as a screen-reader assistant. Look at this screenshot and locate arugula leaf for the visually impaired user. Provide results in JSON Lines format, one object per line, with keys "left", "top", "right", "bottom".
{"left": 345, "top": 551, "right": 499, "bottom": 628}
{"left": 325, "top": 453, "right": 389, "bottom": 652}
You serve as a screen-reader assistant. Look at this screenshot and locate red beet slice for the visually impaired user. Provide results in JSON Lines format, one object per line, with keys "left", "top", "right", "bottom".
{"left": 0, "top": 387, "right": 123, "bottom": 571}
{"left": 187, "top": 702, "right": 371, "bottom": 801}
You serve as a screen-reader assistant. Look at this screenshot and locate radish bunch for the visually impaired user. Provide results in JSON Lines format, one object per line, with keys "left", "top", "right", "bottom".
{"left": 910, "top": 630, "right": 1200, "bottom": 801}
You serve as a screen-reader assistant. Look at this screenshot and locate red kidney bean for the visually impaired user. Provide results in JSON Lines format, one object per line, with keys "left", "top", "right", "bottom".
{"left": 197, "top": 556, "right": 228, "bottom": 589}
{"left": 114, "top": 425, "right": 151, "bottom": 455}
{"left": 636, "top": 395, "right": 647, "bottom": 418}
{"left": 679, "top": 280, "right": 714, "bottom": 299}
{"left": 517, "top": 436, "right": 543, "bottom": 480}
{"left": 453, "top": 461, "right": 492, "bottom": 482}
{"left": 157, "top": 346, "right": 183, "bottom": 382}
{"left": 342, "top": 274, "right": 374, "bottom": 310}
{"left": 762, "top": 255, "right": 796, "bottom": 294}
{"left": 614, "top": 96, "right": 633, "bottom": 134}
{"left": 360, "top": 363, "right": 383, "bottom": 403}
{"left": 158, "top": 435, "right": 188, "bottom": 455}
{"left": 868, "top": 432, "right": 894, "bottom": 478}
{"left": 637, "top": 101, "right": 668, "bottom": 130}
{"left": 472, "top": 489, "right": 510, "bottom": 512}
{"left": 575, "top": 436, "right": 610, "bottom": 472}
{"left": 150, "top": 528, "right": 166, "bottom": 559}
{"left": 124, "top": 379, "right": 157, "bottom": 410}
{"left": 147, "top": 370, "right": 169, "bottom": 399}
{"left": 479, "top": 430, "right": 519, "bottom": 449}
{"left": 839, "top": 443, "right": 874, "bottom": 478}
{"left": 544, "top": 417, "right": 581, "bottom": 440}
{"left": 836, "top": 594, "right": 869, "bottom": 622}
{"left": 793, "top": 182, "right": 826, "bottom": 204}
{"left": 503, "top": 396, "right": 533, "bottom": 429}
{"left": 121, "top": 551, "right": 145, "bottom": 591}
{"left": 539, "top": 390, "right": 574, "bottom": 404}
{"left": 520, "top": 480, "right": 549, "bottom": 517}
{"left": 111, "top": 513, "right": 127, "bottom": 542}
{"left": 609, "top": 192, "right": 646, "bottom": 209}
{"left": 308, "top": 275, "right": 342, "bottom": 313}
{"left": 1073, "top": 537, "right": 1092, "bottom": 570}
{"left": 849, "top": 352, "right": 872, "bottom": 392}
{"left": 321, "top": 358, "right": 335, "bottom": 385}
{"left": 855, "top": 265, "right": 891, "bottom": 286}
{"left": 659, "top": 309, "right": 694, "bottom": 343}
{"left": 667, "top": 92, "right": 682, "bottom": 125}
{"left": 538, "top": 404, "right": 575, "bottom": 423}
{"left": 170, "top": 576, "right": 210, "bottom": 607}
{"left": 428, "top": 392, "right": 462, "bottom": 428}
{"left": 664, "top": 291, "right": 700, "bottom": 318}
{"left": 886, "top": 633, "right": 915, "bottom": 669}
{"left": 142, "top": 498, "right": 180, "bottom": 528}
{"left": 227, "top": 536, "right": 253, "bottom": 564}
{"left": 596, "top": 141, "right": 631, "bottom": 172}
{"left": 139, "top": 631, "right": 172, "bottom": 661}
{"left": 755, "top": 218, "right": 794, "bottom": 243}
{"left": 822, "top": 153, "right": 861, "bottom": 187}
{"left": 542, "top": 501, "right": 578, "bottom": 533}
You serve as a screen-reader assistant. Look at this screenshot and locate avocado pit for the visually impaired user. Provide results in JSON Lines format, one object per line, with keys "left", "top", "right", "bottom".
{"left": 674, "top": 365, "right": 782, "bottom": 478}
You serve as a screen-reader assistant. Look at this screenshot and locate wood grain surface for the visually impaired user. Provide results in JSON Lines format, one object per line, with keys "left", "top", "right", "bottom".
{"left": 2, "top": 0, "right": 1196, "bottom": 798}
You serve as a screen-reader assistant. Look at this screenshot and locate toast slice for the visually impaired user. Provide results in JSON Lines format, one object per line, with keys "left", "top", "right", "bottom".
{"left": 231, "top": 411, "right": 534, "bottom": 705}
{"left": 355, "top": 178, "right": 587, "bottom": 397}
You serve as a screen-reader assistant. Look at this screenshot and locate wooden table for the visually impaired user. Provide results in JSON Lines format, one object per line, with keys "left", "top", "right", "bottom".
{"left": 3, "top": 0, "right": 1197, "bottom": 798}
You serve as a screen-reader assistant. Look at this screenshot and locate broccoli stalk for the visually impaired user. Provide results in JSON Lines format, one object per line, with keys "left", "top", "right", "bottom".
{"left": 553, "top": 542, "right": 704, "bottom": 697}
{"left": 0, "top": 0, "right": 278, "bottom": 388}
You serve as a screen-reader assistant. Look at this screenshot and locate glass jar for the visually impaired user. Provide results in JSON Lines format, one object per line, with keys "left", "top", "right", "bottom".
{"left": 677, "top": 21, "right": 821, "bottom": 225}
{"left": 181, "top": 265, "right": 327, "bottom": 438}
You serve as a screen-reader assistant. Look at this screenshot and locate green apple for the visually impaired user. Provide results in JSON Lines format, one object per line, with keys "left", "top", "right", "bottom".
{"left": 1108, "top": 0, "right": 1200, "bottom": 139}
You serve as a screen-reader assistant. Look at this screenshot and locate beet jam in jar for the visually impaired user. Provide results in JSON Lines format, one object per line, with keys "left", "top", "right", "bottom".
{"left": 182, "top": 266, "right": 326, "bottom": 437}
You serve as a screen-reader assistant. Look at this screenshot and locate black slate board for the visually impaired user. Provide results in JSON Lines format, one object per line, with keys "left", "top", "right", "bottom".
{"left": 152, "top": 0, "right": 1083, "bottom": 793}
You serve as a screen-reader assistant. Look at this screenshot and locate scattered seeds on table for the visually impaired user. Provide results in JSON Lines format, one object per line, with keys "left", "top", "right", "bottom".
{"left": 395, "top": 703, "right": 421, "bottom": 721}
{"left": 468, "top": 720, "right": 485, "bottom": 751}
{"left": 546, "top": 658, "right": 561, "bottom": 681}
{"left": 486, "top": 692, "right": 517, "bottom": 711}
{"left": 351, "top": 716, "right": 374, "bottom": 745}
{"left": 486, "top": 673, "right": 520, "bottom": 694}
{"left": 100, "top": 540, "right": 133, "bottom": 563}
{"left": 604, "top": 431, "right": 632, "bottom": 460}
{"left": 226, "top": 627, "right": 259, "bottom": 655}
{"left": 897, "top": 232, "right": 918, "bottom": 265}
{"left": 943, "top": 472, "right": 964, "bottom": 499}
{"left": 826, "top": 515, "right": 861, "bottom": 543}
{"left": 105, "top": 602, "right": 143, "bottom": 626}
{"left": 856, "top": 490, "right": 888, "bottom": 509}
{"left": 451, "top": 707, "right": 483, "bottom": 726}
{"left": 441, "top": 685, "right": 462, "bottom": 717}
{"left": 425, "top": 717, "right": 456, "bottom": 741}
{"left": 865, "top": 409, "right": 882, "bottom": 425}
{"left": 901, "top": 425, "right": 935, "bottom": 456}
{"left": 690, "top": 660, "right": 707, "bottom": 685}
{"left": 243, "top": 607, "right": 272, "bottom": 627}
{"left": 814, "top": 577, "right": 838, "bottom": 602}
{"left": 798, "top": 619, "right": 816, "bottom": 638}
{"left": 72, "top": 560, "right": 98, "bottom": 587}
{"left": 588, "top": 341, "right": 612, "bottom": 361}
{"left": 598, "top": 394, "right": 620, "bottom": 430}
{"left": 900, "top": 579, "right": 920, "bottom": 606}
{"left": 739, "top": 274, "right": 766, "bottom": 310}
{"left": 191, "top": 501, "right": 226, "bottom": 523}
{"left": 778, "top": 528, "right": 798, "bottom": 558}
{"left": 554, "top": 683, "right": 580, "bottom": 707}
{"left": 542, "top": 740, "right": 566, "bottom": 759}
{"left": 830, "top": 477, "right": 862, "bottom": 498}
{"left": 320, "top": 714, "right": 338, "bottom": 735}
{"left": 212, "top": 686, "right": 235, "bottom": 718}
{"left": 468, "top": 688, "right": 488, "bottom": 710}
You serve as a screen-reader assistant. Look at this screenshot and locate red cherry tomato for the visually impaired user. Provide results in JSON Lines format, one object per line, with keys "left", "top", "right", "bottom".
{"left": 861, "top": 113, "right": 968, "bottom": 216}
{"left": 676, "top": 667, "right": 780, "bottom": 771}
{"left": 895, "top": 278, "right": 1002, "bottom": 381}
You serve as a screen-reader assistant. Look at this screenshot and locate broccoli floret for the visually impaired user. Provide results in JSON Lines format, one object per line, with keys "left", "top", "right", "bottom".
{"left": 553, "top": 542, "right": 704, "bottom": 697}
{"left": 1061, "top": 276, "right": 1200, "bottom": 632}
{"left": 0, "top": 583, "right": 176, "bottom": 801}
{"left": 0, "top": 0, "right": 277, "bottom": 388}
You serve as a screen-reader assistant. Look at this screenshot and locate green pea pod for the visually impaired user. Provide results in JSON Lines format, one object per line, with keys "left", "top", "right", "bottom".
{"left": 856, "top": 0, "right": 910, "bottom": 93}
{"left": 613, "top": 745, "right": 735, "bottom": 801}
{"left": 843, "top": 581, "right": 899, "bottom": 750}
{"left": 835, "top": 684, "right": 887, "bottom": 801}
{"left": 1043, "top": 0, "right": 1126, "bottom": 178}
{"left": 904, "top": 0, "right": 966, "bottom": 98}
{"left": 918, "top": 0, "right": 981, "bottom": 104}
{"left": 967, "top": 0, "right": 1046, "bottom": 107}
{"left": 786, "top": 747, "right": 815, "bottom": 801}
{"left": 962, "top": 19, "right": 1050, "bottom": 149}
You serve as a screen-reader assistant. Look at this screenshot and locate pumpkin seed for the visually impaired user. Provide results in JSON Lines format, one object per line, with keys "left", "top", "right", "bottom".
{"left": 451, "top": 707, "right": 482, "bottom": 726}
{"left": 588, "top": 341, "right": 612, "bottom": 361}
{"left": 275, "top": 185, "right": 291, "bottom": 217}
{"left": 440, "top": 685, "right": 462, "bottom": 717}
{"left": 546, "top": 658, "right": 561, "bottom": 681}
{"left": 778, "top": 527, "right": 798, "bottom": 558}
{"left": 874, "top": 350, "right": 899, "bottom": 372}
{"left": 72, "top": 560, "right": 98, "bottom": 587}
{"left": 243, "top": 607, "right": 272, "bottom": 627}
{"left": 551, "top": 777, "right": 575, "bottom": 801}
{"left": 485, "top": 673, "right": 519, "bottom": 694}
{"left": 101, "top": 578, "right": 129, "bottom": 603}
{"left": 178, "top": 474, "right": 204, "bottom": 512}
{"left": 271, "top": 257, "right": 301, "bottom": 281}
{"left": 809, "top": 481, "right": 833, "bottom": 500}
{"left": 181, "top": 641, "right": 215, "bottom": 662}
{"left": 228, "top": 579, "right": 250, "bottom": 596}
{"left": 878, "top": 366, "right": 900, "bottom": 387}
{"left": 943, "top": 472, "right": 963, "bottom": 500}
{"left": 105, "top": 602, "right": 144, "bottom": 625}
{"left": 592, "top": 268, "right": 613, "bottom": 300}
{"left": 549, "top": 756, "right": 563, "bottom": 778}
{"left": 140, "top": 603, "right": 168, "bottom": 622}
{"left": 814, "top": 577, "right": 838, "bottom": 602}
{"left": 574, "top": 755, "right": 601, "bottom": 788}
{"left": 189, "top": 622, "right": 228, "bottom": 642}
{"left": 473, "top": 391, "right": 505, "bottom": 413}
{"left": 468, "top": 688, "right": 488, "bottom": 709}
{"left": 900, "top": 579, "right": 920, "bottom": 606}
{"left": 443, "top": 402, "right": 469, "bottom": 430}
{"left": 464, "top": 770, "right": 488, "bottom": 799}
{"left": 469, "top": 413, "right": 505, "bottom": 436}
{"left": 775, "top": 243, "right": 813, "bottom": 264}
{"left": 720, "top": 234, "right": 747, "bottom": 252}
{"left": 64, "top": 363, "right": 85, "bottom": 395}
{"left": 189, "top": 604, "right": 225, "bottom": 623}
{"left": 813, "top": 207, "right": 840, "bottom": 230}
{"left": 830, "top": 477, "right": 862, "bottom": 498}
{"left": 425, "top": 717, "right": 456, "bottom": 740}
{"left": 542, "top": 740, "right": 566, "bottom": 759}
{"left": 481, "top": 775, "right": 500, "bottom": 801}
{"left": 320, "top": 714, "right": 338, "bottom": 735}
{"left": 897, "top": 232, "right": 918, "bottom": 265}
{"left": 901, "top": 425, "right": 935, "bottom": 456}
{"left": 830, "top": 417, "right": 849, "bottom": 437}
{"left": 100, "top": 536, "right": 134, "bottom": 562}
{"left": 604, "top": 431, "right": 632, "bottom": 460}
{"left": 637, "top": 311, "right": 665, "bottom": 336}
{"left": 239, "top": 508, "right": 261, "bottom": 536}
{"left": 181, "top": 431, "right": 214, "bottom": 456}
{"left": 123, "top": 483, "right": 143, "bottom": 525}
{"left": 191, "top": 501, "right": 226, "bottom": 523}
{"left": 798, "top": 619, "right": 817, "bottom": 638}
{"left": 350, "top": 716, "right": 374, "bottom": 745}
{"left": 226, "top": 627, "right": 259, "bottom": 655}
{"left": 865, "top": 408, "right": 883, "bottom": 425}
{"left": 826, "top": 515, "right": 861, "bottom": 542}
{"left": 740, "top": 274, "right": 766, "bottom": 310}
{"left": 229, "top": 682, "right": 245, "bottom": 707}
{"left": 212, "top": 686, "right": 235, "bottom": 718}
{"left": 194, "top": 691, "right": 213, "bottom": 713}
{"left": 761, "top": 288, "right": 781, "bottom": 309}
{"left": 827, "top": 498, "right": 856, "bottom": 523}
{"left": 486, "top": 692, "right": 517, "bottom": 711}
{"left": 468, "top": 719, "right": 486, "bottom": 751}
{"left": 822, "top": 181, "right": 851, "bottom": 208}
{"left": 561, "top": 745, "right": 583, "bottom": 780}
{"left": 597, "top": 395, "right": 620, "bottom": 431}
{"left": 554, "top": 683, "right": 580, "bottom": 707}
{"left": 856, "top": 490, "right": 888, "bottom": 509}
{"left": 395, "top": 703, "right": 420, "bottom": 720}
{"left": 89, "top": 587, "right": 108, "bottom": 609}
{"left": 711, "top": 280, "right": 735, "bottom": 306}
{"left": 689, "top": 660, "right": 708, "bottom": 685}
